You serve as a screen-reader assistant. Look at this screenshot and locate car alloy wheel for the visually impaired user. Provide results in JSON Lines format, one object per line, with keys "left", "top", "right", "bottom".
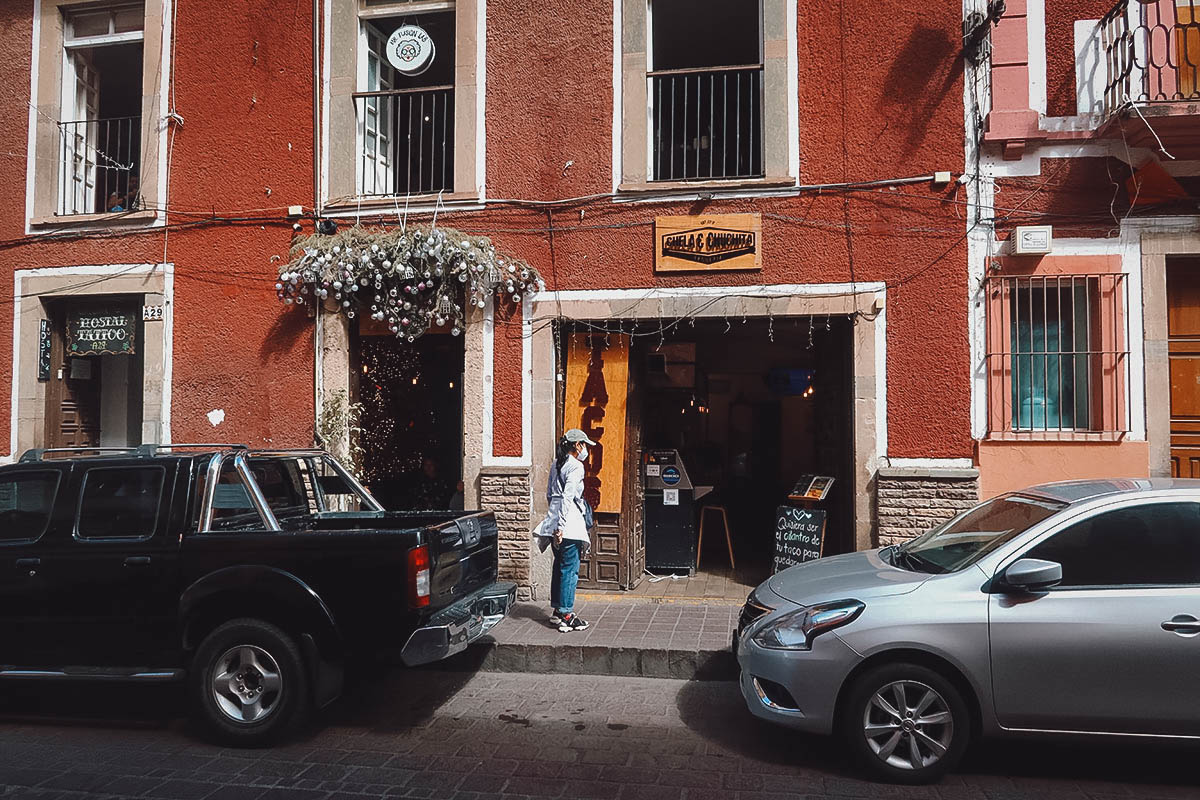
{"left": 862, "top": 679, "right": 954, "bottom": 771}
{"left": 211, "top": 644, "right": 283, "bottom": 724}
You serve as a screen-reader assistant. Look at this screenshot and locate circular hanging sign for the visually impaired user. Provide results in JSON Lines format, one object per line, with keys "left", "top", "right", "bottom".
{"left": 386, "top": 25, "right": 436, "bottom": 76}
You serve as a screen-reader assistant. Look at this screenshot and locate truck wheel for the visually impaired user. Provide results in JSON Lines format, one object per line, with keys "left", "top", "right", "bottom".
{"left": 839, "top": 662, "right": 970, "bottom": 785}
{"left": 192, "top": 618, "right": 310, "bottom": 746}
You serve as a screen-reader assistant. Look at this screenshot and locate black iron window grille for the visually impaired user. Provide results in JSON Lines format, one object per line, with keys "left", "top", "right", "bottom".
{"left": 985, "top": 274, "right": 1130, "bottom": 439}
{"left": 58, "top": 115, "right": 141, "bottom": 216}
{"left": 354, "top": 87, "right": 454, "bottom": 197}
{"left": 1101, "top": 0, "right": 1200, "bottom": 113}
{"left": 651, "top": 64, "right": 764, "bottom": 181}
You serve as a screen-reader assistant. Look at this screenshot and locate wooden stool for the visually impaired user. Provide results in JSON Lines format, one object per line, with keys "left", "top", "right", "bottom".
{"left": 697, "top": 505, "right": 735, "bottom": 570}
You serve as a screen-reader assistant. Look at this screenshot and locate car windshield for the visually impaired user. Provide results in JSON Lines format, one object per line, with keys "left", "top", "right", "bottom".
{"left": 896, "top": 493, "right": 1067, "bottom": 573}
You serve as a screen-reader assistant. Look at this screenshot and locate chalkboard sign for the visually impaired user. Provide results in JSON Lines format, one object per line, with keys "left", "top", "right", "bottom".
{"left": 37, "top": 319, "right": 51, "bottom": 382}
{"left": 773, "top": 505, "right": 826, "bottom": 573}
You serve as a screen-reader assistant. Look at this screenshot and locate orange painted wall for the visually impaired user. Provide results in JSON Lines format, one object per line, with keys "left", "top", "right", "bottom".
{"left": 977, "top": 441, "right": 1151, "bottom": 499}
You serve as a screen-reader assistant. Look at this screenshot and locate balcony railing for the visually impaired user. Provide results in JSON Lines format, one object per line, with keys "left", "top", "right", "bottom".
{"left": 57, "top": 115, "right": 140, "bottom": 216}
{"left": 354, "top": 86, "right": 454, "bottom": 197}
{"left": 1101, "top": 0, "right": 1200, "bottom": 114}
{"left": 651, "top": 64, "right": 763, "bottom": 182}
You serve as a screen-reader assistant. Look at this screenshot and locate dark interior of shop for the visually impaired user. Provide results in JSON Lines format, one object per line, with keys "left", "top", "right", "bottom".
{"left": 355, "top": 331, "right": 464, "bottom": 511}
{"left": 633, "top": 316, "right": 854, "bottom": 581}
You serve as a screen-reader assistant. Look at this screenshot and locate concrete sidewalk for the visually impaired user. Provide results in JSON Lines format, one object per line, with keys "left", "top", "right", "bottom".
{"left": 448, "top": 598, "right": 742, "bottom": 681}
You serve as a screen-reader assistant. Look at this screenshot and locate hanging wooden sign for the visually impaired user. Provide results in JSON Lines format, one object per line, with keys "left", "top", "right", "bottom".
{"left": 655, "top": 213, "right": 762, "bottom": 273}
{"left": 37, "top": 320, "right": 51, "bottom": 381}
{"left": 66, "top": 309, "right": 136, "bottom": 356}
{"left": 564, "top": 333, "right": 629, "bottom": 514}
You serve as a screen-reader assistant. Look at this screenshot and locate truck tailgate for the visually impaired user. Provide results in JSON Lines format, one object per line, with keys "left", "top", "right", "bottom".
{"left": 425, "top": 510, "right": 499, "bottom": 609}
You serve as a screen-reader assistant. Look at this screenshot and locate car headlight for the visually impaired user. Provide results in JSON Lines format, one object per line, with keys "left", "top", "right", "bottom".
{"left": 750, "top": 599, "right": 865, "bottom": 650}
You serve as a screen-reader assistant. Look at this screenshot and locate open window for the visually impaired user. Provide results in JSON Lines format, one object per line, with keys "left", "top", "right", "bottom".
{"left": 58, "top": 4, "right": 144, "bottom": 216}
{"left": 356, "top": 10, "right": 456, "bottom": 196}
{"left": 649, "top": 0, "right": 763, "bottom": 181}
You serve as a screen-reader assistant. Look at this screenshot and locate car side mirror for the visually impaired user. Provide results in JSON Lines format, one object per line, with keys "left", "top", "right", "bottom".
{"left": 1002, "top": 558, "right": 1063, "bottom": 592}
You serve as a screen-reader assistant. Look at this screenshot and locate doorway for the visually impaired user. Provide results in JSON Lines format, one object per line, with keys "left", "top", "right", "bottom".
{"left": 43, "top": 297, "right": 144, "bottom": 449}
{"left": 355, "top": 328, "right": 465, "bottom": 510}
{"left": 632, "top": 316, "right": 854, "bottom": 589}
{"left": 1168, "top": 259, "right": 1200, "bottom": 476}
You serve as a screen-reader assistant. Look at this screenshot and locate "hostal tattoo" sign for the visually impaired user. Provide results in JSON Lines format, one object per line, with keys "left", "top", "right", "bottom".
{"left": 67, "top": 309, "right": 137, "bottom": 356}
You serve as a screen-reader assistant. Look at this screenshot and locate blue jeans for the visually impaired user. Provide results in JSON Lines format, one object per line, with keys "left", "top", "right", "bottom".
{"left": 551, "top": 540, "right": 583, "bottom": 615}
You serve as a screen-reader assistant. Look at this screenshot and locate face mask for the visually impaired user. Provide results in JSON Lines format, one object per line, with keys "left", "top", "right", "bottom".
{"left": 577, "top": 445, "right": 588, "bottom": 462}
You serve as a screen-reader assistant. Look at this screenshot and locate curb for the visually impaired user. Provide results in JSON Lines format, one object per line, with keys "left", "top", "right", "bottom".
{"left": 574, "top": 594, "right": 745, "bottom": 607}
{"left": 440, "top": 642, "right": 739, "bottom": 681}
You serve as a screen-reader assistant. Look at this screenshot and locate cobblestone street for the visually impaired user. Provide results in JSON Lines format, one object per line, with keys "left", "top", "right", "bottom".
{"left": 0, "top": 667, "right": 1197, "bottom": 800}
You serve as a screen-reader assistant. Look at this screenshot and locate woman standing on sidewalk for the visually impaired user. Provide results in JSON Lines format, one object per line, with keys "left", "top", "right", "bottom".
{"left": 533, "top": 428, "right": 595, "bottom": 632}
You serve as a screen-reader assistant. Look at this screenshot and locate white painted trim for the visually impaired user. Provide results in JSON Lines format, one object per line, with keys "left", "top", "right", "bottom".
{"left": 610, "top": 0, "right": 621, "bottom": 193}
{"left": 65, "top": 30, "right": 144, "bottom": 48}
{"left": 874, "top": 290, "right": 887, "bottom": 461}
{"left": 786, "top": 0, "right": 799, "bottom": 182}
{"left": 320, "top": 0, "right": 332, "bottom": 209}
{"left": 531, "top": 282, "right": 886, "bottom": 309}
{"left": 24, "top": 0, "right": 41, "bottom": 236}
{"left": 9, "top": 263, "right": 174, "bottom": 459}
{"left": 1027, "top": 0, "right": 1047, "bottom": 117}
{"left": 156, "top": 0, "right": 173, "bottom": 223}
{"left": 475, "top": 0, "right": 486, "bottom": 201}
{"left": 886, "top": 457, "right": 974, "bottom": 470}
{"left": 980, "top": 141, "right": 1155, "bottom": 179}
{"left": 643, "top": 0, "right": 654, "bottom": 180}
{"left": 480, "top": 296, "right": 534, "bottom": 468}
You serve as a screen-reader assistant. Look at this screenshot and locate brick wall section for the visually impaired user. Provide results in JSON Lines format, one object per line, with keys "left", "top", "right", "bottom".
{"left": 480, "top": 469, "right": 534, "bottom": 600}
{"left": 875, "top": 467, "right": 980, "bottom": 547}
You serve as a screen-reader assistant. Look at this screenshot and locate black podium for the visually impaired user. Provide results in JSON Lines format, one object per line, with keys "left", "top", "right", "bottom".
{"left": 644, "top": 449, "right": 696, "bottom": 574}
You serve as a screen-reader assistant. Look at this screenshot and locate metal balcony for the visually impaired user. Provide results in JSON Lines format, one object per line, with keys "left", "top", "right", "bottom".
{"left": 651, "top": 65, "right": 764, "bottom": 182}
{"left": 354, "top": 87, "right": 454, "bottom": 197}
{"left": 1100, "top": 0, "right": 1200, "bottom": 154}
{"left": 57, "top": 115, "right": 140, "bottom": 216}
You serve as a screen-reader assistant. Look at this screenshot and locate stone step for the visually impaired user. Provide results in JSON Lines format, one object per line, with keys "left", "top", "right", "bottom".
{"left": 473, "top": 640, "right": 737, "bottom": 680}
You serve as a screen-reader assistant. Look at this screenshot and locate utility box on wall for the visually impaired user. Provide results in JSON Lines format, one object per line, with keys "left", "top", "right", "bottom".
{"left": 1012, "top": 225, "right": 1053, "bottom": 256}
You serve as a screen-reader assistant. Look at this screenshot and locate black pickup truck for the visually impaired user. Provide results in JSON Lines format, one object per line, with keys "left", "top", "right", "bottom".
{"left": 0, "top": 444, "right": 515, "bottom": 745}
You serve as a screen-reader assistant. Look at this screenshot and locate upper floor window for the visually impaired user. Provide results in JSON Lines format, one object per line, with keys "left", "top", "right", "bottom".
{"left": 649, "top": 0, "right": 763, "bottom": 181}
{"left": 59, "top": 4, "right": 144, "bottom": 216}
{"left": 984, "top": 273, "right": 1130, "bottom": 439}
{"left": 618, "top": 0, "right": 792, "bottom": 189}
{"left": 355, "top": 9, "right": 456, "bottom": 197}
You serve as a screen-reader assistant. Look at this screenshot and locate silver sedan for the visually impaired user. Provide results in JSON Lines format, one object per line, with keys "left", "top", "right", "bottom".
{"left": 736, "top": 479, "right": 1200, "bottom": 784}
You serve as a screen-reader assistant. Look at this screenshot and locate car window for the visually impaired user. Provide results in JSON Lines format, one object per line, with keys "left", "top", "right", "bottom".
{"left": 0, "top": 471, "right": 60, "bottom": 542}
{"left": 898, "top": 494, "right": 1066, "bottom": 573}
{"left": 246, "top": 458, "right": 312, "bottom": 517}
{"left": 77, "top": 466, "right": 165, "bottom": 540}
{"left": 1026, "top": 502, "right": 1200, "bottom": 587}
{"left": 208, "top": 462, "right": 267, "bottom": 532}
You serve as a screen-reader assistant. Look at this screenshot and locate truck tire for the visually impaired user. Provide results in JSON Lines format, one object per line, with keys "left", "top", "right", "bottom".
{"left": 839, "top": 662, "right": 970, "bottom": 785}
{"left": 192, "top": 618, "right": 310, "bottom": 747}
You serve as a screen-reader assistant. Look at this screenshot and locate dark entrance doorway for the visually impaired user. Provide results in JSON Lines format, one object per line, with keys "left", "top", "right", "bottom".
{"left": 356, "top": 330, "right": 465, "bottom": 511}
{"left": 632, "top": 316, "right": 854, "bottom": 588}
{"left": 43, "top": 297, "right": 144, "bottom": 450}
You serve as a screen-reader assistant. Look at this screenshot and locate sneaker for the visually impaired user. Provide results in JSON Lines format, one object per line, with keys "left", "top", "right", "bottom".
{"left": 549, "top": 612, "right": 563, "bottom": 627}
{"left": 558, "top": 613, "right": 590, "bottom": 632}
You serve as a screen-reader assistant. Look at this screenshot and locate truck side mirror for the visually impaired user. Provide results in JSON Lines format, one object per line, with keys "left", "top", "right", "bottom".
{"left": 1002, "top": 558, "right": 1063, "bottom": 592}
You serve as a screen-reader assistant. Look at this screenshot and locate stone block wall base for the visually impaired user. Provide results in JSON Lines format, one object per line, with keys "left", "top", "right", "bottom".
{"left": 875, "top": 467, "right": 980, "bottom": 548}
{"left": 479, "top": 468, "right": 533, "bottom": 596}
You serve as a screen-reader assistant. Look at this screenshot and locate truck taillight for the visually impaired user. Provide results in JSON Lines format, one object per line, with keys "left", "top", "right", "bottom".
{"left": 408, "top": 544, "right": 431, "bottom": 608}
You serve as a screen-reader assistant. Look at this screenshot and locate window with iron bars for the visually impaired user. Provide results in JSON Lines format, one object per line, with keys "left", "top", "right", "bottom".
{"left": 984, "top": 274, "right": 1130, "bottom": 439}
{"left": 354, "top": 10, "right": 455, "bottom": 197}
{"left": 649, "top": 0, "right": 763, "bottom": 181}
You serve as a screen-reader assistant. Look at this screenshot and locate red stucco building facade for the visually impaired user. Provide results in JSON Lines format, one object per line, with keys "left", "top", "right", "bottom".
{"left": 1, "top": 0, "right": 979, "bottom": 597}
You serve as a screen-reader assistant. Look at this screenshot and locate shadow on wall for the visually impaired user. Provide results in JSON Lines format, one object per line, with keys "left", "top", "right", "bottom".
{"left": 879, "top": 24, "right": 962, "bottom": 153}
{"left": 258, "top": 306, "right": 314, "bottom": 363}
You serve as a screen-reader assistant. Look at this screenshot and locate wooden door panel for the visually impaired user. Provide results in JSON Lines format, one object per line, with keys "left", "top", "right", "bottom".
{"left": 1168, "top": 262, "right": 1200, "bottom": 478}
{"left": 45, "top": 308, "right": 102, "bottom": 449}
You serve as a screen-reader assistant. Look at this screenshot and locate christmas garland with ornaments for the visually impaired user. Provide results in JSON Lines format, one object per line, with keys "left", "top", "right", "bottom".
{"left": 276, "top": 225, "right": 543, "bottom": 341}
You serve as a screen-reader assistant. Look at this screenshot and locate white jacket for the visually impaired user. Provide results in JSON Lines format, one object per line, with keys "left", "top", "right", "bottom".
{"left": 533, "top": 455, "right": 590, "bottom": 548}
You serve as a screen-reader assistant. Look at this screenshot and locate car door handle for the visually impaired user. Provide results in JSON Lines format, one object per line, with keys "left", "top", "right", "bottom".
{"left": 15, "top": 558, "right": 40, "bottom": 568}
{"left": 1161, "top": 615, "right": 1200, "bottom": 634}
{"left": 124, "top": 556, "right": 152, "bottom": 567}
